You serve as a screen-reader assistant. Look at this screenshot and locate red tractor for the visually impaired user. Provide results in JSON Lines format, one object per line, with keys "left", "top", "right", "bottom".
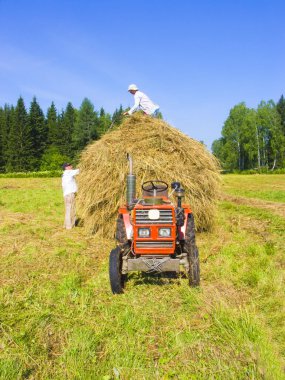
{"left": 109, "top": 155, "right": 200, "bottom": 294}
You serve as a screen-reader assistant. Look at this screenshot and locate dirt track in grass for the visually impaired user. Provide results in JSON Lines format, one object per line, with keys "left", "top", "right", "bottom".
{"left": 221, "top": 193, "right": 285, "bottom": 219}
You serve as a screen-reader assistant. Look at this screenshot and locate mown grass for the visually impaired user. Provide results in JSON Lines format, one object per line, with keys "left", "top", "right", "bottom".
{"left": 0, "top": 171, "right": 61, "bottom": 178}
{"left": 0, "top": 176, "right": 284, "bottom": 379}
{"left": 222, "top": 174, "right": 285, "bottom": 203}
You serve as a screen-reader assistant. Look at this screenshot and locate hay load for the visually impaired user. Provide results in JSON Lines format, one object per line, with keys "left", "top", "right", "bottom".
{"left": 77, "top": 114, "right": 220, "bottom": 235}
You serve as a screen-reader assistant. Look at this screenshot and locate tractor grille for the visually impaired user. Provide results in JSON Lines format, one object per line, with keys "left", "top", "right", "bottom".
{"left": 136, "top": 241, "right": 173, "bottom": 248}
{"left": 135, "top": 209, "right": 173, "bottom": 224}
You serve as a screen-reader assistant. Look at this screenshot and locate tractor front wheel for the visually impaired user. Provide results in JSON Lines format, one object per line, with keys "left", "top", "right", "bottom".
{"left": 184, "top": 214, "right": 200, "bottom": 287}
{"left": 109, "top": 247, "right": 126, "bottom": 294}
{"left": 115, "top": 216, "right": 128, "bottom": 245}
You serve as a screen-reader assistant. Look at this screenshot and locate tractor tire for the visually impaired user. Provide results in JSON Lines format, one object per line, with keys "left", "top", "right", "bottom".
{"left": 109, "top": 247, "right": 126, "bottom": 294}
{"left": 184, "top": 213, "right": 200, "bottom": 287}
{"left": 115, "top": 216, "right": 128, "bottom": 246}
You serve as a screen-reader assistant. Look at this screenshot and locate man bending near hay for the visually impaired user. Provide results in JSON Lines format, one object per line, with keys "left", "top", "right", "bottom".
{"left": 124, "top": 84, "right": 160, "bottom": 117}
{"left": 62, "top": 163, "right": 79, "bottom": 229}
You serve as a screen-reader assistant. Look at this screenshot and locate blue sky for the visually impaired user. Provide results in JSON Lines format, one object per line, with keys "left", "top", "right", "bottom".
{"left": 0, "top": 0, "right": 284, "bottom": 148}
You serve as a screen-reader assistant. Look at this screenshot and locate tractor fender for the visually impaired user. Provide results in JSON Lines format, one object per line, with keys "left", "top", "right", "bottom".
{"left": 122, "top": 213, "right": 133, "bottom": 239}
{"left": 178, "top": 211, "right": 192, "bottom": 240}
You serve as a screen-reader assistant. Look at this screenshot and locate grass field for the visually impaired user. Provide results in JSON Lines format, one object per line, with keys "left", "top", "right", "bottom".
{"left": 0, "top": 175, "right": 284, "bottom": 379}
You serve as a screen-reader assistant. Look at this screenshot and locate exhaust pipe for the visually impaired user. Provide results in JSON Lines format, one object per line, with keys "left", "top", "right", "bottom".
{"left": 126, "top": 153, "right": 136, "bottom": 209}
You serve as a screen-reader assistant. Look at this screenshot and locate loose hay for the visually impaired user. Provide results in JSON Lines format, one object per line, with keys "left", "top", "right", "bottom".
{"left": 77, "top": 114, "right": 220, "bottom": 236}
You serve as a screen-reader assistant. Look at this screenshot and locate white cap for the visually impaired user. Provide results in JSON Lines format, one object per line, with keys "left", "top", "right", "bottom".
{"left": 128, "top": 84, "right": 139, "bottom": 91}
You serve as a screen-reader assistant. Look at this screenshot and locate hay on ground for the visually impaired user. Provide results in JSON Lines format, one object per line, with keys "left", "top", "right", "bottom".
{"left": 77, "top": 114, "right": 220, "bottom": 236}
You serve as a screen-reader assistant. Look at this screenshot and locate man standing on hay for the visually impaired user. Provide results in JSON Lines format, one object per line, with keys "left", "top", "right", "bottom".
{"left": 62, "top": 163, "right": 79, "bottom": 230}
{"left": 124, "top": 84, "right": 160, "bottom": 117}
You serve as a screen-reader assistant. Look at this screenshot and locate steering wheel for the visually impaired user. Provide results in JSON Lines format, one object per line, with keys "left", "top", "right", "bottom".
{"left": 142, "top": 180, "right": 168, "bottom": 193}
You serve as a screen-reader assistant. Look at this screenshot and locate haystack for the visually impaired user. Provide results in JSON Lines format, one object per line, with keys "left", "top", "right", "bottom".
{"left": 77, "top": 114, "right": 220, "bottom": 236}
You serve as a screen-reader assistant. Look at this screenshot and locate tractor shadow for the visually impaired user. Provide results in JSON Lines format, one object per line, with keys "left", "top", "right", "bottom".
{"left": 127, "top": 271, "right": 187, "bottom": 287}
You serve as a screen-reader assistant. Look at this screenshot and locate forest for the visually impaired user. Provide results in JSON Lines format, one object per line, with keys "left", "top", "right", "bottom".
{"left": 212, "top": 95, "right": 285, "bottom": 172}
{"left": 0, "top": 97, "right": 124, "bottom": 173}
{"left": 1, "top": 95, "right": 285, "bottom": 173}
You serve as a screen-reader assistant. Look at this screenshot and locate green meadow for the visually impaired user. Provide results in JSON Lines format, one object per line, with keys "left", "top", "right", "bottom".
{"left": 0, "top": 175, "right": 284, "bottom": 379}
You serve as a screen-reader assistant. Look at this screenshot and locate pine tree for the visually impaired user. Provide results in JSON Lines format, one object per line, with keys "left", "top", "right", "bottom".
{"left": 111, "top": 105, "right": 124, "bottom": 128}
{"left": 7, "top": 97, "right": 32, "bottom": 172}
{"left": 2, "top": 105, "right": 15, "bottom": 172}
{"left": 57, "top": 111, "right": 64, "bottom": 151}
{"left": 60, "top": 102, "right": 77, "bottom": 158}
{"left": 72, "top": 98, "right": 98, "bottom": 152}
{"left": 97, "top": 107, "right": 111, "bottom": 137}
{"left": 47, "top": 102, "right": 58, "bottom": 146}
{"left": 29, "top": 97, "right": 47, "bottom": 170}
{"left": 0, "top": 107, "right": 5, "bottom": 171}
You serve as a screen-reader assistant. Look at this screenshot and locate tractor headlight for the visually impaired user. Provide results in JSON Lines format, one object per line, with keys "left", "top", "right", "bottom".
{"left": 138, "top": 228, "right": 150, "bottom": 237}
{"left": 158, "top": 228, "right": 171, "bottom": 237}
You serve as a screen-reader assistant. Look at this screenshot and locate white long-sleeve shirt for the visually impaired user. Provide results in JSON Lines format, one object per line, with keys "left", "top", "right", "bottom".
{"left": 62, "top": 169, "right": 80, "bottom": 197}
{"left": 128, "top": 91, "right": 159, "bottom": 115}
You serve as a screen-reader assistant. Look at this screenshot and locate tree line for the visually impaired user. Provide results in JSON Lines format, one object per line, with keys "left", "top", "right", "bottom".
{"left": 212, "top": 95, "right": 285, "bottom": 171}
{"left": 0, "top": 97, "right": 124, "bottom": 172}
{"left": 2, "top": 94, "right": 284, "bottom": 174}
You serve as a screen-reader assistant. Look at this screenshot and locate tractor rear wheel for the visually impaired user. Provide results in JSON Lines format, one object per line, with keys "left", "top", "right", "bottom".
{"left": 184, "top": 214, "right": 200, "bottom": 287}
{"left": 109, "top": 247, "right": 126, "bottom": 294}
